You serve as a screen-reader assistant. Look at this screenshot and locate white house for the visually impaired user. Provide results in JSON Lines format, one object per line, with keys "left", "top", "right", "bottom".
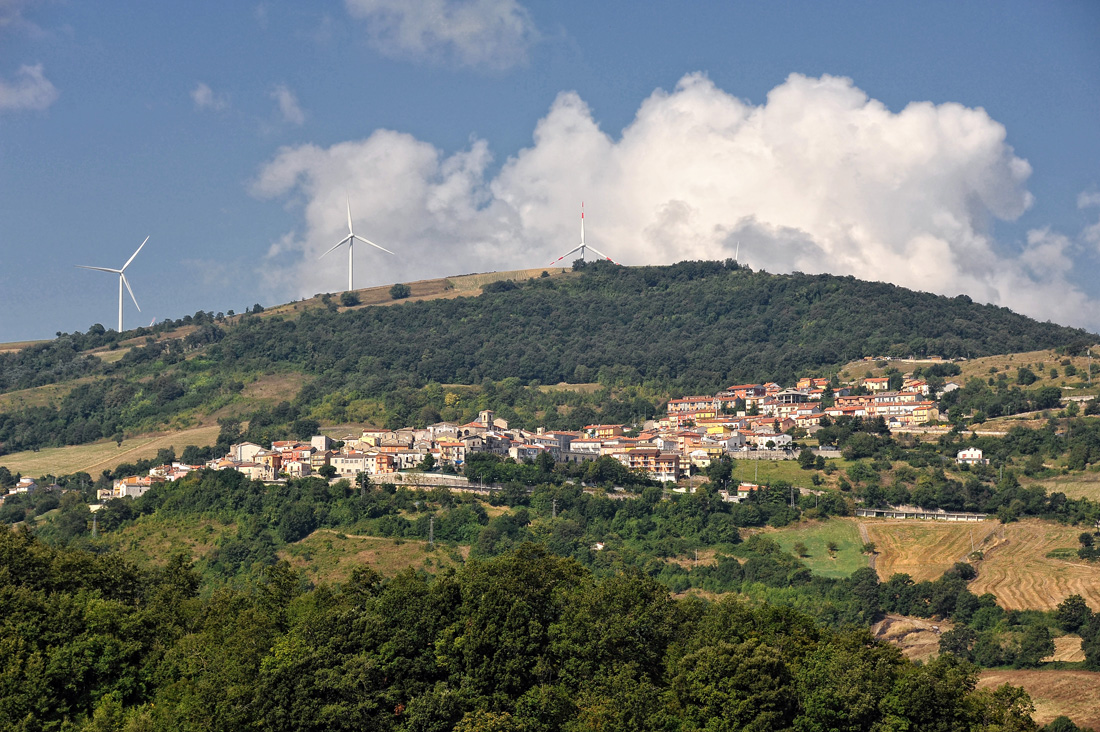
{"left": 956, "top": 447, "right": 988, "bottom": 465}
{"left": 750, "top": 432, "right": 793, "bottom": 449}
{"left": 231, "top": 442, "right": 265, "bottom": 463}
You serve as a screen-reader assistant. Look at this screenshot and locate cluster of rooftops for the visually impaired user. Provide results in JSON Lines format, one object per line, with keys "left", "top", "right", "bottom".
{"left": 84, "top": 374, "right": 949, "bottom": 496}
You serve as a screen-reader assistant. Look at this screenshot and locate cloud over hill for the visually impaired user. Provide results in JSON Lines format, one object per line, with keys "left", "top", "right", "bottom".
{"left": 253, "top": 72, "right": 1098, "bottom": 331}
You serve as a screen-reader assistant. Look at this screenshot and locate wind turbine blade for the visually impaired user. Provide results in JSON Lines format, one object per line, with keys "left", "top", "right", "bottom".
{"left": 320, "top": 236, "right": 352, "bottom": 259}
{"left": 122, "top": 236, "right": 150, "bottom": 272}
{"left": 585, "top": 244, "right": 617, "bottom": 264}
{"left": 549, "top": 245, "right": 583, "bottom": 265}
{"left": 122, "top": 274, "right": 141, "bottom": 312}
{"left": 352, "top": 234, "right": 396, "bottom": 256}
{"left": 346, "top": 195, "right": 354, "bottom": 236}
{"left": 76, "top": 265, "right": 121, "bottom": 274}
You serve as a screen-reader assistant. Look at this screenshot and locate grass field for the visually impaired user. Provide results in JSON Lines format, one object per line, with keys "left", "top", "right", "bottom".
{"left": 0, "top": 424, "right": 221, "bottom": 476}
{"left": 239, "top": 371, "right": 309, "bottom": 404}
{"left": 840, "top": 348, "right": 1100, "bottom": 394}
{"left": 0, "top": 379, "right": 90, "bottom": 411}
{"left": 90, "top": 347, "right": 131, "bottom": 364}
{"left": 280, "top": 529, "right": 467, "bottom": 584}
{"left": 0, "top": 340, "right": 46, "bottom": 352}
{"left": 104, "top": 516, "right": 235, "bottom": 568}
{"left": 863, "top": 518, "right": 1100, "bottom": 611}
{"left": 259, "top": 267, "right": 573, "bottom": 319}
{"left": 977, "top": 670, "right": 1100, "bottom": 730}
{"left": 729, "top": 457, "right": 851, "bottom": 491}
{"left": 538, "top": 382, "right": 603, "bottom": 394}
{"left": 761, "top": 518, "right": 868, "bottom": 578}
{"left": 1029, "top": 470, "right": 1100, "bottom": 502}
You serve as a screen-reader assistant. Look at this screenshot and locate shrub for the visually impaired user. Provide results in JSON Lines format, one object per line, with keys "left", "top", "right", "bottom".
{"left": 389, "top": 283, "right": 411, "bottom": 300}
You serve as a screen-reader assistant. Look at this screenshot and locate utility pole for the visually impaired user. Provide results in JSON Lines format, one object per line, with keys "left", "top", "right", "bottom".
{"left": 552, "top": 498, "right": 557, "bottom": 519}
{"left": 91, "top": 512, "right": 97, "bottom": 539}
{"left": 429, "top": 516, "right": 434, "bottom": 547}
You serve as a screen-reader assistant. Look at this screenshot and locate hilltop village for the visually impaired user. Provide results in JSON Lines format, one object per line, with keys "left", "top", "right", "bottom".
{"left": 94, "top": 372, "right": 944, "bottom": 499}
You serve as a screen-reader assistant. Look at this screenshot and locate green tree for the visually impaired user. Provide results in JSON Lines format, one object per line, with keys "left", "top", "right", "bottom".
{"left": 454, "top": 710, "right": 523, "bottom": 732}
{"left": 794, "top": 629, "right": 905, "bottom": 732}
{"left": 390, "top": 283, "right": 412, "bottom": 299}
{"left": 339, "top": 291, "right": 360, "bottom": 306}
{"left": 435, "top": 545, "right": 585, "bottom": 703}
{"left": 356, "top": 471, "right": 371, "bottom": 497}
{"left": 938, "top": 626, "right": 976, "bottom": 660}
{"left": 797, "top": 448, "right": 816, "bottom": 470}
{"left": 878, "top": 655, "right": 983, "bottom": 732}
{"left": 1055, "top": 594, "right": 1092, "bottom": 633}
{"left": 705, "top": 455, "right": 734, "bottom": 488}
{"left": 671, "top": 638, "right": 797, "bottom": 731}
{"left": 1014, "top": 625, "right": 1054, "bottom": 668}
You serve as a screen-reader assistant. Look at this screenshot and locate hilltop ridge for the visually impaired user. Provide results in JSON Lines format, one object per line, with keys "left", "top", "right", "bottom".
{"left": 0, "top": 260, "right": 1095, "bottom": 455}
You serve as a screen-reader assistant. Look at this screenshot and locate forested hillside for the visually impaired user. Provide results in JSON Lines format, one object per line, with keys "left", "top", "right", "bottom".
{"left": 202, "top": 260, "right": 1094, "bottom": 391}
{"left": 0, "top": 529, "right": 1049, "bottom": 731}
{"left": 0, "top": 260, "right": 1094, "bottom": 451}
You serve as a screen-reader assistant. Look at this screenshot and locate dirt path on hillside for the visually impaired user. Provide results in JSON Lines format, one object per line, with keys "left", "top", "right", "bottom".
{"left": 858, "top": 522, "right": 876, "bottom": 571}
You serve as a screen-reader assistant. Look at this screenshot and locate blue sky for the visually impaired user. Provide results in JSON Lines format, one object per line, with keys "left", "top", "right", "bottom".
{"left": 2, "top": 0, "right": 1099, "bottom": 342}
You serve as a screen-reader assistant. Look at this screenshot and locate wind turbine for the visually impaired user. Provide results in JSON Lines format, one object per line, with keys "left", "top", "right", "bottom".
{"left": 76, "top": 236, "right": 148, "bottom": 333}
{"left": 320, "top": 195, "right": 395, "bottom": 291}
{"left": 549, "top": 202, "right": 616, "bottom": 266}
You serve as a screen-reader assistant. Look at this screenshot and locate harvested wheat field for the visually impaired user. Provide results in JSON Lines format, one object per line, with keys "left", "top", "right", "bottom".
{"left": 0, "top": 424, "right": 221, "bottom": 477}
{"left": 977, "top": 670, "right": 1100, "bottom": 730}
{"left": 864, "top": 518, "right": 1100, "bottom": 610}
{"left": 863, "top": 519, "right": 986, "bottom": 581}
{"left": 1044, "top": 635, "right": 1085, "bottom": 663}
{"left": 969, "top": 520, "right": 1100, "bottom": 611}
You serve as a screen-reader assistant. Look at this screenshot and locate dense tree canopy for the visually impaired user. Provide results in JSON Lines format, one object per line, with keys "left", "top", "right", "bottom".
{"left": 0, "top": 530, "right": 1047, "bottom": 731}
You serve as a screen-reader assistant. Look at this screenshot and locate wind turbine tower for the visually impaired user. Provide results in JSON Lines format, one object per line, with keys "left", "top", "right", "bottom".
{"left": 549, "top": 202, "right": 617, "bottom": 266}
{"left": 321, "top": 195, "right": 396, "bottom": 291}
{"left": 76, "top": 236, "right": 148, "bottom": 333}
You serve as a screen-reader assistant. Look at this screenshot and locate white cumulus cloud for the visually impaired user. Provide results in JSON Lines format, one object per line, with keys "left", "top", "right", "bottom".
{"left": 270, "top": 83, "right": 305, "bottom": 125}
{"left": 0, "top": 62, "right": 57, "bottom": 112}
{"left": 252, "top": 72, "right": 1100, "bottom": 331}
{"left": 191, "top": 81, "right": 228, "bottom": 111}
{"left": 344, "top": 0, "right": 537, "bottom": 70}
